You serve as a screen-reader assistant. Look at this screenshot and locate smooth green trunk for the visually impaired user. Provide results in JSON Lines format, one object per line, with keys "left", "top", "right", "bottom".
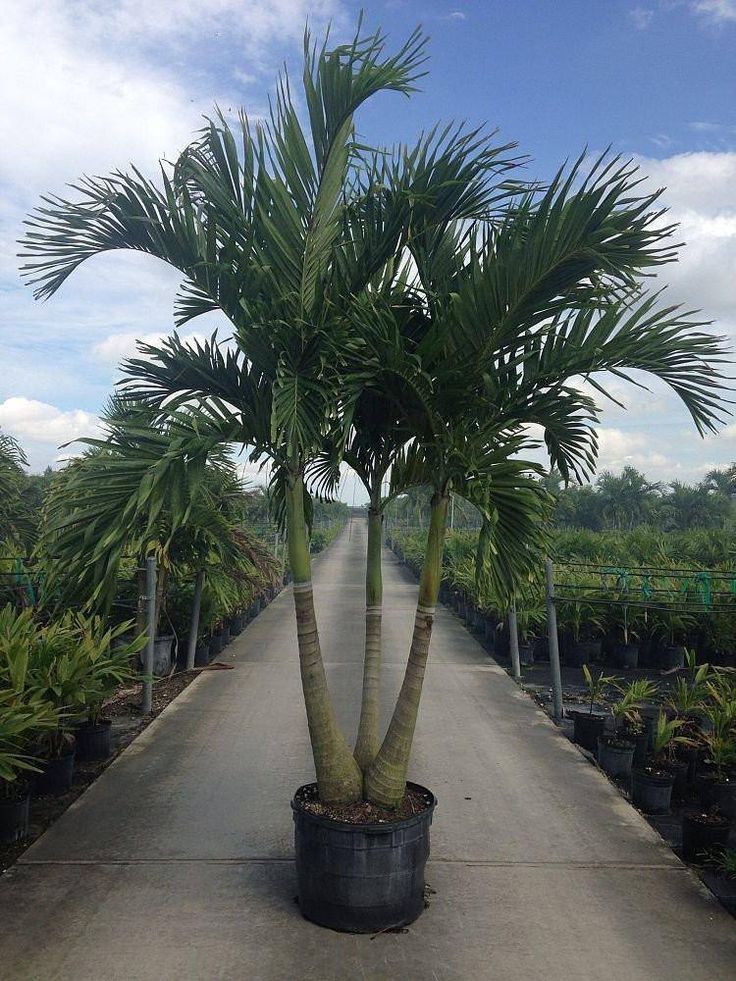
{"left": 353, "top": 505, "right": 383, "bottom": 771}
{"left": 286, "top": 473, "right": 363, "bottom": 804}
{"left": 364, "top": 490, "right": 449, "bottom": 807}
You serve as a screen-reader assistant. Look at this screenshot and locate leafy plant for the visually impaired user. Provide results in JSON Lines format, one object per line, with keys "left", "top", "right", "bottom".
{"left": 612, "top": 679, "right": 659, "bottom": 732}
{"left": 651, "top": 711, "right": 693, "bottom": 764}
{"left": 582, "top": 664, "right": 619, "bottom": 715}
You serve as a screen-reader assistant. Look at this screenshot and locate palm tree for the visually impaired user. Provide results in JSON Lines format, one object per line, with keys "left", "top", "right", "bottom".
{"left": 20, "top": 23, "right": 731, "bottom": 807}
{"left": 0, "top": 430, "right": 30, "bottom": 548}
{"left": 38, "top": 401, "right": 274, "bottom": 652}
{"left": 596, "top": 467, "right": 661, "bottom": 530}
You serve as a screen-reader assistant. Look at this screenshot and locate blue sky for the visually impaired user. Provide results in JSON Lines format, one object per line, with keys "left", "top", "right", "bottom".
{"left": 1, "top": 0, "right": 735, "bottom": 500}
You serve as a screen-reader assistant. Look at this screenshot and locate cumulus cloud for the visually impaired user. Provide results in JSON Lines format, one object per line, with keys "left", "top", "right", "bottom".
{"left": 0, "top": 397, "right": 101, "bottom": 470}
{"left": 634, "top": 151, "right": 736, "bottom": 334}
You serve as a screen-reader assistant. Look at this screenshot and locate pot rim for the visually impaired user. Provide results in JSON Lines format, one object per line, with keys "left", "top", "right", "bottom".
{"left": 683, "top": 809, "right": 732, "bottom": 828}
{"left": 632, "top": 767, "right": 673, "bottom": 785}
{"left": 291, "top": 781, "right": 437, "bottom": 834}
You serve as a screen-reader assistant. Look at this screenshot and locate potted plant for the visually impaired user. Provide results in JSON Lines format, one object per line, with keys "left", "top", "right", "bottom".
{"left": 652, "top": 602, "right": 696, "bottom": 670}
{"left": 570, "top": 665, "right": 618, "bottom": 753}
{"left": 0, "top": 609, "right": 59, "bottom": 842}
{"left": 74, "top": 618, "right": 145, "bottom": 761}
{"left": 599, "top": 679, "right": 659, "bottom": 778}
{"left": 22, "top": 18, "right": 730, "bottom": 934}
{"left": 557, "top": 597, "right": 605, "bottom": 667}
{"left": 631, "top": 712, "right": 693, "bottom": 814}
{"left": 606, "top": 579, "right": 643, "bottom": 668}
{"left": 681, "top": 809, "right": 732, "bottom": 864}
{"left": 0, "top": 692, "right": 57, "bottom": 843}
{"left": 516, "top": 600, "right": 546, "bottom": 667}
{"left": 696, "top": 676, "right": 736, "bottom": 815}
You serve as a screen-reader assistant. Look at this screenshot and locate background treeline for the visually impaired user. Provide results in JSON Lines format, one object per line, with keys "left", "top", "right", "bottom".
{"left": 385, "top": 463, "right": 736, "bottom": 534}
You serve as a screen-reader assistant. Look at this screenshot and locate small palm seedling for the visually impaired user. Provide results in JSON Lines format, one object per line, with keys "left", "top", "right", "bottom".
{"left": 582, "top": 664, "right": 619, "bottom": 715}
{"left": 667, "top": 659, "right": 710, "bottom": 718}
{"left": 709, "top": 847, "right": 736, "bottom": 878}
{"left": 651, "top": 712, "right": 694, "bottom": 766}
{"left": 612, "top": 679, "right": 659, "bottom": 734}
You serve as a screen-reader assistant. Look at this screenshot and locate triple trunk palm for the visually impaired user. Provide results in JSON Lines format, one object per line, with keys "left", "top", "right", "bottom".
{"left": 20, "top": 23, "right": 730, "bottom": 806}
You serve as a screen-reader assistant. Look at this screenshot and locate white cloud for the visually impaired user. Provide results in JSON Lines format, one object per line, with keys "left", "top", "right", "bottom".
{"left": 634, "top": 151, "right": 736, "bottom": 332}
{"left": 0, "top": 397, "right": 101, "bottom": 469}
{"left": 692, "top": 0, "right": 736, "bottom": 23}
{"left": 630, "top": 6, "right": 655, "bottom": 29}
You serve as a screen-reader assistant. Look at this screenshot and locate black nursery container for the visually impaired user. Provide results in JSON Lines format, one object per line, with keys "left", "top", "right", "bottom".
{"left": 291, "top": 782, "right": 436, "bottom": 934}
{"left": 0, "top": 792, "right": 30, "bottom": 844}
{"left": 75, "top": 720, "right": 113, "bottom": 761}
{"left": 681, "top": 811, "right": 732, "bottom": 863}
{"left": 33, "top": 751, "right": 75, "bottom": 796}
{"left": 571, "top": 712, "right": 607, "bottom": 753}
{"left": 194, "top": 641, "right": 211, "bottom": 667}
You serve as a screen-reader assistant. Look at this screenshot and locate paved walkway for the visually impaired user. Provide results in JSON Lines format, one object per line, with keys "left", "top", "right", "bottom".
{"left": 0, "top": 520, "right": 734, "bottom": 980}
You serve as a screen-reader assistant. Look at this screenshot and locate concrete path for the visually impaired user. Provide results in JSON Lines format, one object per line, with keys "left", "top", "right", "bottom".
{"left": 0, "top": 521, "right": 734, "bottom": 980}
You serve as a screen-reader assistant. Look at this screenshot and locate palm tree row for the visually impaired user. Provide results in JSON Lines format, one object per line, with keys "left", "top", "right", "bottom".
{"left": 20, "top": 23, "right": 730, "bottom": 805}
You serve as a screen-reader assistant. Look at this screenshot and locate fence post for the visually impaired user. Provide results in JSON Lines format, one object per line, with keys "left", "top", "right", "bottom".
{"left": 545, "top": 557, "right": 564, "bottom": 722}
{"left": 141, "top": 555, "right": 157, "bottom": 714}
{"left": 508, "top": 599, "right": 521, "bottom": 681}
{"left": 185, "top": 569, "right": 204, "bottom": 671}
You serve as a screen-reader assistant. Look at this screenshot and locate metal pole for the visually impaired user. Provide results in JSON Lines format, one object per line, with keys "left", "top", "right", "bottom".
{"left": 141, "top": 555, "right": 157, "bottom": 714}
{"left": 545, "top": 557, "right": 564, "bottom": 722}
{"left": 185, "top": 569, "right": 204, "bottom": 671}
{"left": 508, "top": 598, "right": 521, "bottom": 681}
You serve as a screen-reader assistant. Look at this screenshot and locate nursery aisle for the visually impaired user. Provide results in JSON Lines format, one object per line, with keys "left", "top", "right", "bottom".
{"left": 0, "top": 519, "right": 733, "bottom": 980}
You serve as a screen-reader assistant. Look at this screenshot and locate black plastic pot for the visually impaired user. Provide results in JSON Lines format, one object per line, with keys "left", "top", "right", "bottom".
{"left": 209, "top": 632, "right": 223, "bottom": 657}
{"left": 220, "top": 625, "right": 231, "bottom": 648}
{"left": 632, "top": 768, "right": 674, "bottom": 814}
{"left": 667, "top": 760, "right": 690, "bottom": 802}
{"left": 628, "top": 729, "right": 649, "bottom": 769}
{"left": 0, "top": 791, "right": 30, "bottom": 844}
{"left": 230, "top": 614, "right": 244, "bottom": 635}
{"left": 597, "top": 735, "right": 635, "bottom": 780}
{"left": 571, "top": 711, "right": 607, "bottom": 753}
{"left": 681, "top": 811, "right": 732, "bottom": 863}
{"left": 33, "top": 751, "right": 75, "bottom": 796}
{"left": 152, "top": 635, "right": 175, "bottom": 676}
{"left": 658, "top": 645, "right": 686, "bottom": 670}
{"left": 291, "top": 782, "right": 436, "bottom": 934}
{"left": 518, "top": 641, "right": 534, "bottom": 666}
{"left": 75, "top": 720, "right": 113, "bottom": 761}
{"left": 567, "top": 640, "right": 601, "bottom": 667}
{"left": 713, "top": 779, "right": 736, "bottom": 820}
{"left": 695, "top": 770, "right": 719, "bottom": 809}
{"left": 612, "top": 643, "right": 639, "bottom": 669}
{"left": 194, "top": 640, "right": 211, "bottom": 667}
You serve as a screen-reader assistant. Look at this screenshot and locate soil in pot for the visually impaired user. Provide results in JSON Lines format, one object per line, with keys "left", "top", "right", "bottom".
{"left": 597, "top": 734, "right": 636, "bottom": 780}
{"left": 33, "top": 751, "right": 76, "bottom": 797}
{"left": 291, "top": 782, "right": 436, "bottom": 934}
{"left": 681, "top": 810, "right": 733, "bottom": 863}
{"left": 0, "top": 787, "right": 30, "bottom": 844}
{"left": 75, "top": 719, "right": 113, "bottom": 761}
{"left": 571, "top": 712, "right": 607, "bottom": 754}
{"left": 631, "top": 766, "right": 675, "bottom": 814}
